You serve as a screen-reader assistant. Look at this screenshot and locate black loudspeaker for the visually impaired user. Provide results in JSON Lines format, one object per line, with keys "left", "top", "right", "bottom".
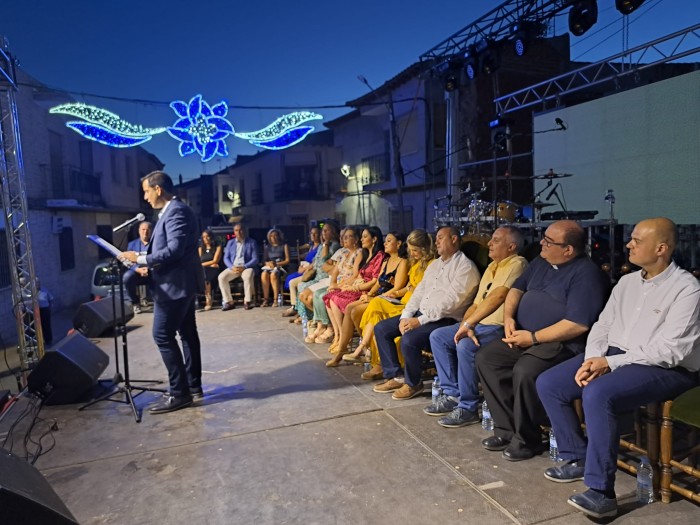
{"left": 72, "top": 298, "right": 134, "bottom": 337}
{"left": 0, "top": 448, "right": 78, "bottom": 524}
{"left": 28, "top": 332, "right": 109, "bottom": 405}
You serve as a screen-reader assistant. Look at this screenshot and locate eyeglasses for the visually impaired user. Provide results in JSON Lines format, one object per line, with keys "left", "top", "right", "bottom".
{"left": 482, "top": 282, "right": 492, "bottom": 300}
{"left": 541, "top": 235, "right": 569, "bottom": 248}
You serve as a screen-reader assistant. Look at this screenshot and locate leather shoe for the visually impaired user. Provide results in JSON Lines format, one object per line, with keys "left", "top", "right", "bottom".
{"left": 568, "top": 489, "right": 617, "bottom": 519}
{"left": 221, "top": 302, "right": 235, "bottom": 311}
{"left": 502, "top": 443, "right": 545, "bottom": 462}
{"left": 544, "top": 460, "right": 585, "bottom": 483}
{"left": 149, "top": 395, "right": 193, "bottom": 414}
{"left": 243, "top": 302, "right": 252, "bottom": 310}
{"left": 482, "top": 436, "right": 510, "bottom": 451}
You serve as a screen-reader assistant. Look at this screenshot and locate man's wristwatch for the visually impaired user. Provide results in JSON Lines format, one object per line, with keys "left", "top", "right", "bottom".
{"left": 531, "top": 331, "right": 540, "bottom": 346}
{"left": 463, "top": 322, "right": 476, "bottom": 331}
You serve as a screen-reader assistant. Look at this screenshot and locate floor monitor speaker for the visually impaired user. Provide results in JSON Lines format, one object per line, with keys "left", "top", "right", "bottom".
{"left": 72, "top": 298, "right": 134, "bottom": 337}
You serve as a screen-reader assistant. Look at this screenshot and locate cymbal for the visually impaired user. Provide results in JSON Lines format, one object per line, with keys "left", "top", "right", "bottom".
{"left": 531, "top": 202, "right": 556, "bottom": 209}
{"left": 531, "top": 172, "right": 573, "bottom": 180}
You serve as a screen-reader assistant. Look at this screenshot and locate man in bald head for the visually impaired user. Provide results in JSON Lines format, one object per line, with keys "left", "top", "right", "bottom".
{"left": 536, "top": 218, "right": 700, "bottom": 518}
{"left": 476, "top": 220, "right": 608, "bottom": 461}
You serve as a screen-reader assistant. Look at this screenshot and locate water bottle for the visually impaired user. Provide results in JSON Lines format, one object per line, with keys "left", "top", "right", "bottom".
{"left": 549, "top": 428, "right": 560, "bottom": 462}
{"left": 481, "top": 400, "right": 494, "bottom": 431}
{"left": 277, "top": 292, "right": 283, "bottom": 307}
{"left": 431, "top": 376, "right": 441, "bottom": 406}
{"left": 302, "top": 318, "right": 308, "bottom": 339}
{"left": 363, "top": 361, "right": 371, "bottom": 373}
{"left": 636, "top": 456, "right": 655, "bottom": 504}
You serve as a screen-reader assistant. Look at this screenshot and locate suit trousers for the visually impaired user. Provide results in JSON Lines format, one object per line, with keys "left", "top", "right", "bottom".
{"left": 429, "top": 323, "right": 503, "bottom": 412}
{"left": 475, "top": 340, "right": 573, "bottom": 450}
{"left": 536, "top": 350, "right": 698, "bottom": 491}
{"left": 218, "top": 267, "right": 255, "bottom": 303}
{"left": 123, "top": 269, "right": 148, "bottom": 304}
{"left": 152, "top": 296, "right": 202, "bottom": 398}
{"left": 375, "top": 314, "right": 455, "bottom": 387}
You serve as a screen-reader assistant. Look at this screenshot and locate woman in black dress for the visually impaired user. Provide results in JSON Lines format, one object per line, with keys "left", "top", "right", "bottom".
{"left": 199, "top": 230, "right": 222, "bottom": 310}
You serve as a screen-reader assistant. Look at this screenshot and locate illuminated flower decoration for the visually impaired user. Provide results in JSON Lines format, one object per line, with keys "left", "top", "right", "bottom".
{"left": 167, "top": 94, "right": 234, "bottom": 162}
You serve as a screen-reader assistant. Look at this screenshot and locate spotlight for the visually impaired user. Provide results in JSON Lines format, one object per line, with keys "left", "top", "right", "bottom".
{"left": 463, "top": 45, "right": 479, "bottom": 80}
{"left": 568, "top": 0, "right": 598, "bottom": 37}
{"left": 510, "top": 20, "right": 544, "bottom": 57}
{"left": 435, "top": 60, "right": 462, "bottom": 92}
{"left": 615, "top": 0, "right": 645, "bottom": 14}
{"left": 444, "top": 73, "right": 459, "bottom": 92}
{"left": 479, "top": 41, "right": 501, "bottom": 75}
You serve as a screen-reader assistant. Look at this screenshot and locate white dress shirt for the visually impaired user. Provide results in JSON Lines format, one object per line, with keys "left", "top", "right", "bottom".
{"left": 585, "top": 261, "right": 700, "bottom": 371}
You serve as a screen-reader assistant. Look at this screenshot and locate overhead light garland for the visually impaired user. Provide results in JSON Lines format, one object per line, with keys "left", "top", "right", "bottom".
{"left": 50, "top": 96, "right": 323, "bottom": 160}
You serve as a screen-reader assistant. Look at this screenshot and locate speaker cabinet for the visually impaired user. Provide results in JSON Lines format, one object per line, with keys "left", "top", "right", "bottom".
{"left": 28, "top": 332, "right": 109, "bottom": 405}
{"left": 72, "top": 298, "right": 134, "bottom": 338}
{"left": 0, "top": 448, "right": 78, "bottom": 524}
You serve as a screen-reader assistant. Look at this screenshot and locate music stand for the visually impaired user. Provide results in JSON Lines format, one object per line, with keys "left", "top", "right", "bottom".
{"left": 79, "top": 235, "right": 165, "bottom": 423}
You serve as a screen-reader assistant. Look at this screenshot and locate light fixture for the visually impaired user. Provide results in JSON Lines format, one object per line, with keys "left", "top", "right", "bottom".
{"left": 435, "top": 60, "right": 462, "bottom": 92}
{"left": 464, "top": 44, "right": 479, "bottom": 80}
{"left": 479, "top": 40, "right": 501, "bottom": 75}
{"left": 615, "top": 0, "right": 645, "bottom": 14}
{"left": 511, "top": 20, "right": 545, "bottom": 57}
{"left": 341, "top": 164, "right": 351, "bottom": 177}
{"left": 568, "top": 0, "right": 598, "bottom": 37}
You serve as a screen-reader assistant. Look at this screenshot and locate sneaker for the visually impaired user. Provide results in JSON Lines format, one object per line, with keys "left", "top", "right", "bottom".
{"left": 392, "top": 383, "right": 425, "bottom": 400}
{"left": 544, "top": 460, "right": 585, "bottom": 483}
{"left": 133, "top": 304, "right": 142, "bottom": 314}
{"left": 373, "top": 378, "right": 404, "bottom": 394}
{"left": 423, "top": 394, "right": 458, "bottom": 416}
{"left": 567, "top": 489, "right": 617, "bottom": 519}
{"left": 148, "top": 395, "right": 192, "bottom": 414}
{"left": 438, "top": 407, "right": 480, "bottom": 428}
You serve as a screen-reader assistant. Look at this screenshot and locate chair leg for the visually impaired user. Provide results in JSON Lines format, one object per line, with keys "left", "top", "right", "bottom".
{"left": 660, "top": 400, "right": 674, "bottom": 503}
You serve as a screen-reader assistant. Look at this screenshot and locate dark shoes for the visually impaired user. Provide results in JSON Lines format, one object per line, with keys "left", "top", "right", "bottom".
{"left": 544, "top": 460, "right": 585, "bottom": 483}
{"left": 243, "top": 302, "right": 252, "bottom": 310}
{"left": 502, "top": 443, "right": 546, "bottom": 462}
{"left": 222, "top": 302, "right": 235, "bottom": 311}
{"left": 149, "top": 395, "right": 193, "bottom": 414}
{"left": 568, "top": 489, "right": 618, "bottom": 519}
{"left": 438, "top": 407, "right": 480, "bottom": 428}
{"left": 423, "top": 395, "right": 458, "bottom": 416}
{"left": 482, "top": 436, "right": 511, "bottom": 451}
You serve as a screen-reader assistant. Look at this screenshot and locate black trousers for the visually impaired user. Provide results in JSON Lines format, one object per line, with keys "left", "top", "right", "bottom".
{"left": 475, "top": 339, "right": 573, "bottom": 450}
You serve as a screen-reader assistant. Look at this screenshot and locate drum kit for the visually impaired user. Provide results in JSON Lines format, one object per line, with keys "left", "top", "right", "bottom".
{"left": 433, "top": 171, "right": 575, "bottom": 237}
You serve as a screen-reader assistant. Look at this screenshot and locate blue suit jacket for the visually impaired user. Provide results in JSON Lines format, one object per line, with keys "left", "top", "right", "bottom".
{"left": 146, "top": 198, "right": 205, "bottom": 302}
{"left": 223, "top": 237, "right": 259, "bottom": 270}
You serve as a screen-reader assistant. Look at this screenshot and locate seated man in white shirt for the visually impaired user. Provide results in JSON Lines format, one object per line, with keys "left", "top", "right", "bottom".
{"left": 373, "top": 226, "right": 481, "bottom": 400}
{"left": 536, "top": 217, "right": 700, "bottom": 519}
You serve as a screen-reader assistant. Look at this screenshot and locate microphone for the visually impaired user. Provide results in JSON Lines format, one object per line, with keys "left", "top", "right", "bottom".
{"left": 546, "top": 183, "right": 559, "bottom": 201}
{"left": 555, "top": 118, "right": 567, "bottom": 130}
{"left": 113, "top": 213, "right": 145, "bottom": 232}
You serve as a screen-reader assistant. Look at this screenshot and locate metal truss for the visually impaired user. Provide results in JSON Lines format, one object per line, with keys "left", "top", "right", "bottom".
{"left": 420, "top": 0, "right": 569, "bottom": 61}
{"left": 0, "top": 42, "right": 43, "bottom": 373}
{"left": 495, "top": 23, "right": 700, "bottom": 114}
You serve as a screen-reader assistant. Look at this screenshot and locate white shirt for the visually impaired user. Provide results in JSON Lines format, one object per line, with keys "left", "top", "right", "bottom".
{"left": 401, "top": 250, "right": 480, "bottom": 325}
{"left": 585, "top": 262, "right": 700, "bottom": 371}
{"left": 233, "top": 241, "right": 245, "bottom": 267}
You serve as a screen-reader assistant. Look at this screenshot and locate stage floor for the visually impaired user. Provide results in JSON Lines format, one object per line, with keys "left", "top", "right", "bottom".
{"left": 2, "top": 303, "right": 698, "bottom": 524}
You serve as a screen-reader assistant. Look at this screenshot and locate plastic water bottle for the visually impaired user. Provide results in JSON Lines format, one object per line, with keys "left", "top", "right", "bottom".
{"left": 277, "top": 292, "right": 283, "bottom": 307}
{"left": 302, "top": 318, "right": 308, "bottom": 339}
{"left": 363, "top": 362, "right": 371, "bottom": 373}
{"left": 637, "top": 456, "right": 655, "bottom": 504}
{"left": 481, "top": 401, "right": 494, "bottom": 431}
{"left": 549, "top": 429, "right": 560, "bottom": 462}
{"left": 431, "top": 376, "right": 441, "bottom": 406}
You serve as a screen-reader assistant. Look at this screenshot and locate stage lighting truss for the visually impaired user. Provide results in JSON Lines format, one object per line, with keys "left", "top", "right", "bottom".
{"left": 569, "top": 0, "right": 599, "bottom": 37}
{"left": 616, "top": 0, "right": 645, "bottom": 15}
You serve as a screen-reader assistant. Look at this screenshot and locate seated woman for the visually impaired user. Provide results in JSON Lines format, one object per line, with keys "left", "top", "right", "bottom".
{"left": 199, "top": 230, "right": 223, "bottom": 311}
{"left": 303, "top": 228, "right": 362, "bottom": 343}
{"left": 322, "top": 227, "right": 385, "bottom": 356}
{"left": 326, "top": 231, "right": 409, "bottom": 367}
{"left": 296, "top": 223, "right": 341, "bottom": 325}
{"left": 348, "top": 229, "right": 435, "bottom": 379}
{"left": 260, "top": 228, "right": 290, "bottom": 307}
{"left": 282, "top": 227, "right": 321, "bottom": 318}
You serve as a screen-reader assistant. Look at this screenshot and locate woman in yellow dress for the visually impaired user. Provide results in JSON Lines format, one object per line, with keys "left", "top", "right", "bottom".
{"left": 342, "top": 229, "right": 435, "bottom": 379}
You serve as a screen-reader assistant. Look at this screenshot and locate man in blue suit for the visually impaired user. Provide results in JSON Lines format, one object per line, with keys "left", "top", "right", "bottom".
{"left": 123, "top": 221, "right": 152, "bottom": 313}
{"left": 218, "top": 223, "right": 258, "bottom": 311}
{"left": 121, "top": 171, "right": 204, "bottom": 414}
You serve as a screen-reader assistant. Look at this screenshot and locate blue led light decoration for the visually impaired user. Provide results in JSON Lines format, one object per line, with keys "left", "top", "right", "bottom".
{"left": 50, "top": 98, "right": 324, "bottom": 159}
{"left": 167, "top": 94, "right": 234, "bottom": 161}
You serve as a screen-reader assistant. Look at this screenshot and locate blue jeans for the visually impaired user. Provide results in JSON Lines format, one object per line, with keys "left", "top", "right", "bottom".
{"left": 536, "top": 349, "right": 698, "bottom": 491}
{"left": 429, "top": 323, "right": 503, "bottom": 412}
{"left": 123, "top": 269, "right": 148, "bottom": 304}
{"left": 374, "top": 314, "right": 455, "bottom": 387}
{"left": 152, "top": 296, "right": 202, "bottom": 398}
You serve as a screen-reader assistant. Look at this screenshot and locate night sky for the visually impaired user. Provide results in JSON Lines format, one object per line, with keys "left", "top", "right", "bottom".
{"left": 3, "top": 0, "right": 697, "bottom": 180}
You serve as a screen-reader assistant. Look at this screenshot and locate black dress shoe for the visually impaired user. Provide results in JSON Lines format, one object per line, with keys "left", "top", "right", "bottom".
{"left": 502, "top": 443, "right": 546, "bottom": 462}
{"left": 544, "top": 460, "right": 585, "bottom": 482}
{"left": 222, "top": 302, "right": 235, "bottom": 311}
{"left": 149, "top": 395, "right": 193, "bottom": 414}
{"left": 482, "top": 436, "right": 510, "bottom": 451}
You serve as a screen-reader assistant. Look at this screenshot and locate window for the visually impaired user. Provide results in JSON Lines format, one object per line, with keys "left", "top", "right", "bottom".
{"left": 360, "top": 153, "right": 390, "bottom": 185}
{"left": 59, "top": 227, "right": 75, "bottom": 271}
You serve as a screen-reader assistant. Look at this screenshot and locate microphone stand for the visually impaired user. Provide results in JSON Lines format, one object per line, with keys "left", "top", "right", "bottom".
{"left": 549, "top": 185, "right": 569, "bottom": 218}
{"left": 605, "top": 189, "right": 617, "bottom": 283}
{"left": 79, "top": 231, "right": 165, "bottom": 423}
